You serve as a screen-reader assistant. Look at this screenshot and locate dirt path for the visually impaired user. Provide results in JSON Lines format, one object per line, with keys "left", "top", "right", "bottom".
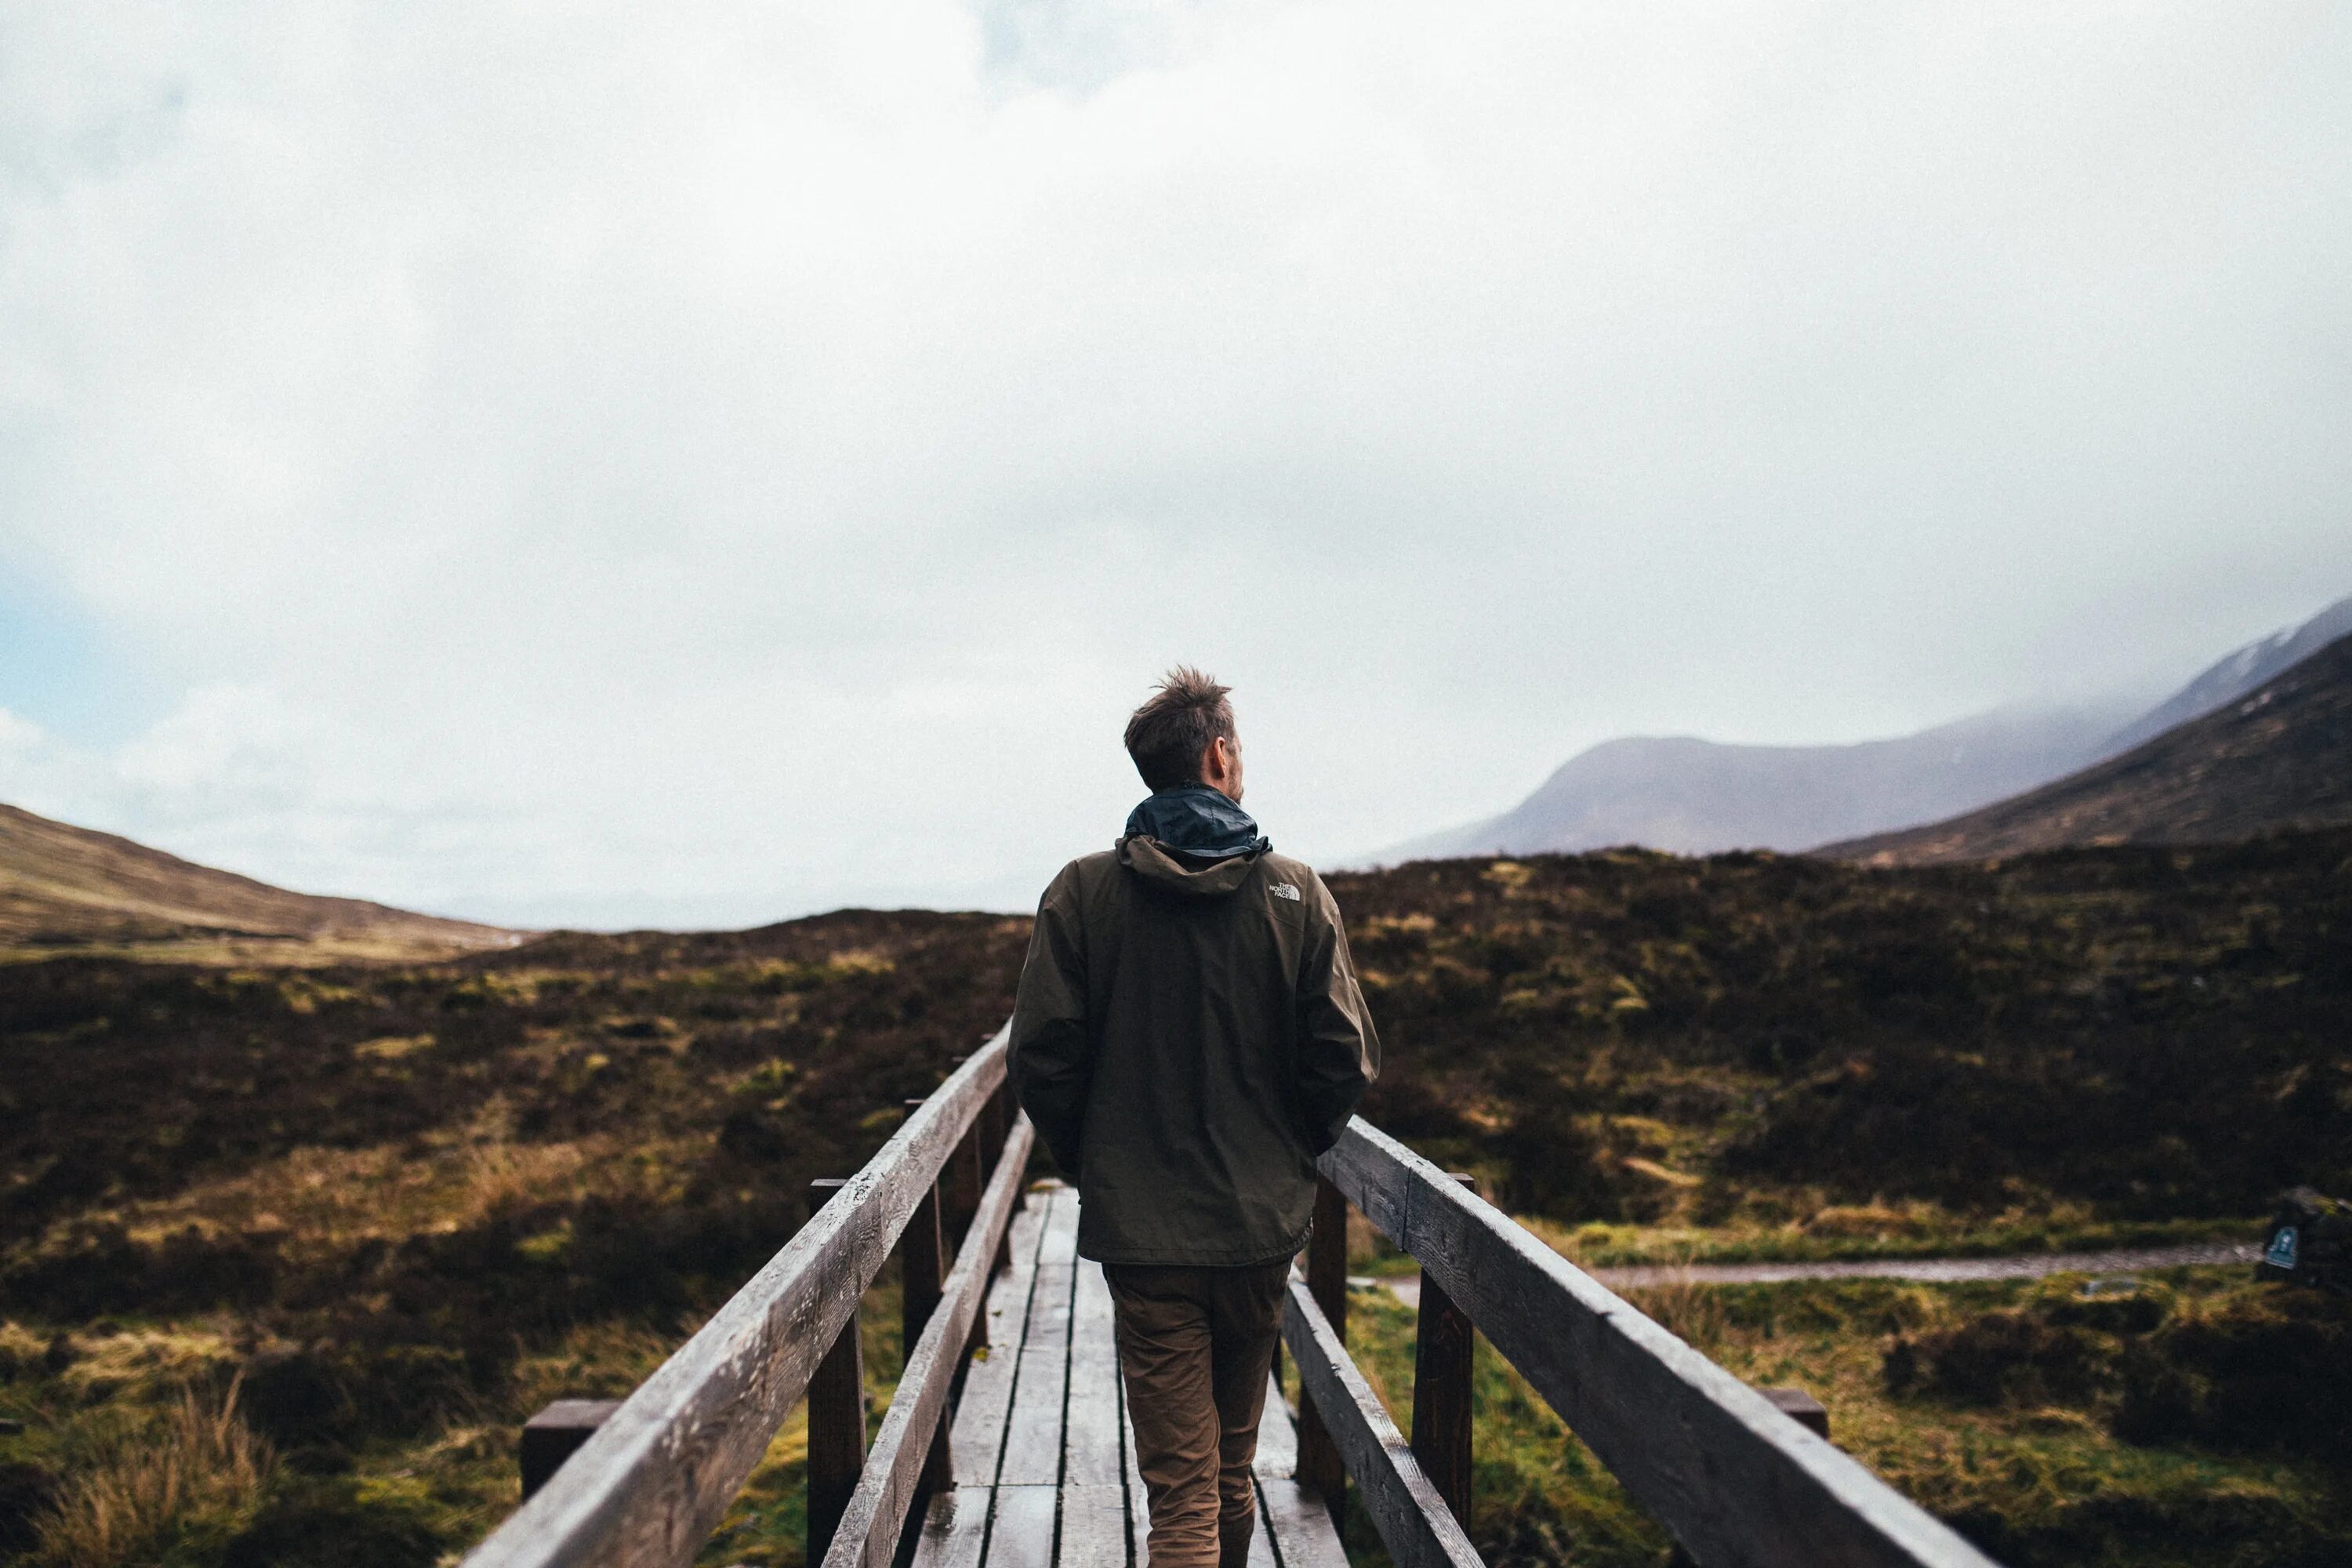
{"left": 1376, "top": 1240, "right": 2256, "bottom": 1308}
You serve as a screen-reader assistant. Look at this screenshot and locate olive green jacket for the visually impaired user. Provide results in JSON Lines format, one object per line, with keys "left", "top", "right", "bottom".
{"left": 1009, "top": 836, "right": 1381, "bottom": 1266}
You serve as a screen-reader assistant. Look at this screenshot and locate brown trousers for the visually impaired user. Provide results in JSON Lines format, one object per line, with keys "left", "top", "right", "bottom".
{"left": 1104, "top": 1259, "right": 1292, "bottom": 1568}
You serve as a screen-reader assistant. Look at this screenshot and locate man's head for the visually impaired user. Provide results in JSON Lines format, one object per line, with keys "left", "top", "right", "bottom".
{"left": 1124, "top": 666, "right": 1243, "bottom": 801}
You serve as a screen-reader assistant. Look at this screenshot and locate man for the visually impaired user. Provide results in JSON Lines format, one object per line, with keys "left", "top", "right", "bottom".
{"left": 1010, "top": 667, "right": 1380, "bottom": 1568}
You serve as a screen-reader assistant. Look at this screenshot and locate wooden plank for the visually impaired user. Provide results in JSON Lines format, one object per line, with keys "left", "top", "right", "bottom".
{"left": 949, "top": 1193, "right": 1048, "bottom": 1488}
{"left": 1252, "top": 1371, "right": 1296, "bottom": 1480}
{"left": 909, "top": 1487, "right": 991, "bottom": 1568}
{"left": 1255, "top": 1478, "right": 1349, "bottom": 1568}
{"left": 1058, "top": 1485, "right": 1127, "bottom": 1568}
{"left": 1121, "top": 1359, "right": 1150, "bottom": 1568}
{"left": 997, "top": 1258, "right": 1074, "bottom": 1486}
{"left": 1280, "top": 1281, "right": 1482, "bottom": 1568}
{"left": 1038, "top": 1184, "right": 1080, "bottom": 1265}
{"left": 822, "top": 1120, "right": 1038, "bottom": 1568}
{"left": 1245, "top": 1487, "right": 1279, "bottom": 1568}
{"left": 1320, "top": 1120, "right": 2000, "bottom": 1568}
{"left": 1064, "top": 1261, "right": 1123, "bottom": 1486}
{"left": 463, "top": 1027, "right": 1014, "bottom": 1568}
{"left": 1410, "top": 1174, "right": 1478, "bottom": 1533}
{"left": 1294, "top": 1178, "right": 1348, "bottom": 1511}
{"left": 985, "top": 1485, "right": 1058, "bottom": 1568}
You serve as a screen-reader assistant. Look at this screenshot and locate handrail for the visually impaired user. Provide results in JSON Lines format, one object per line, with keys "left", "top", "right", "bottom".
{"left": 463, "top": 1026, "right": 1020, "bottom": 1568}
{"left": 1309, "top": 1117, "right": 2002, "bottom": 1568}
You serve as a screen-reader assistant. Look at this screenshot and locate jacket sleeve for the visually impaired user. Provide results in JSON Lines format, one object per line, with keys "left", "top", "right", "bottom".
{"left": 1009, "top": 864, "right": 1091, "bottom": 1180}
{"left": 1294, "top": 875, "right": 1381, "bottom": 1156}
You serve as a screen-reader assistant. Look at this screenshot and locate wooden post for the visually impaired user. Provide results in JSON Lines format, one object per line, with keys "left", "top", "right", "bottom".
{"left": 1410, "top": 1174, "right": 1478, "bottom": 1531}
{"left": 520, "top": 1399, "right": 619, "bottom": 1500}
{"left": 989, "top": 1080, "right": 1018, "bottom": 1276}
{"left": 807, "top": 1178, "right": 867, "bottom": 1563}
{"left": 1296, "top": 1174, "right": 1350, "bottom": 1519}
{"left": 902, "top": 1105, "right": 954, "bottom": 1497}
{"left": 1759, "top": 1386, "right": 1830, "bottom": 1440}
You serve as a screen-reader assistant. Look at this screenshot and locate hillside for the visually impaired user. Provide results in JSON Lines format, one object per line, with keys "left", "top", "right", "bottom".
{"left": 1820, "top": 629, "right": 2352, "bottom": 864}
{"left": 1374, "top": 704, "right": 2122, "bottom": 861}
{"left": 1371, "top": 591, "right": 2352, "bottom": 864}
{"left": 2, "top": 840, "right": 2347, "bottom": 1566}
{"left": 0, "top": 801, "right": 517, "bottom": 961}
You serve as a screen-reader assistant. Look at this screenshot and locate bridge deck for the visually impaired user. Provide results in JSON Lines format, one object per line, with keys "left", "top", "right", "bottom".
{"left": 913, "top": 1183, "right": 1348, "bottom": 1568}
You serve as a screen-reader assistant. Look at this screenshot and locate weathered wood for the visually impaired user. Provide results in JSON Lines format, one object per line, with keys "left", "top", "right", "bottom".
{"left": 907, "top": 1487, "right": 989, "bottom": 1568}
{"left": 1059, "top": 1485, "right": 1127, "bottom": 1568}
{"left": 1319, "top": 1120, "right": 2000, "bottom": 1568}
{"left": 1122, "top": 1359, "right": 1152, "bottom": 1567}
{"left": 1252, "top": 1371, "right": 1297, "bottom": 1479}
{"left": 897, "top": 1142, "right": 952, "bottom": 1497}
{"left": 1294, "top": 1175, "right": 1349, "bottom": 1514}
{"left": 1760, "top": 1386, "right": 1830, "bottom": 1441}
{"left": 1410, "top": 1173, "right": 1477, "bottom": 1532}
{"left": 998, "top": 1254, "right": 1073, "bottom": 1486}
{"left": 808, "top": 1180, "right": 869, "bottom": 1565}
{"left": 986, "top": 1485, "right": 1058, "bottom": 1568}
{"left": 1244, "top": 1490, "right": 1279, "bottom": 1568}
{"left": 948, "top": 1194, "right": 1047, "bottom": 1487}
{"left": 820, "top": 1119, "right": 1037, "bottom": 1568}
{"left": 460, "top": 1029, "right": 1011, "bottom": 1568}
{"left": 1252, "top": 1376, "right": 1350, "bottom": 1568}
{"left": 1256, "top": 1476, "right": 1352, "bottom": 1568}
{"left": 522, "top": 1401, "right": 621, "bottom": 1500}
{"left": 1281, "top": 1281, "right": 1483, "bottom": 1568}
{"left": 1065, "top": 1261, "right": 1123, "bottom": 1486}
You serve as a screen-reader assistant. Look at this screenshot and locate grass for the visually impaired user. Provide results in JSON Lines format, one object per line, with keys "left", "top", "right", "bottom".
{"left": 1300, "top": 1266, "right": 2352, "bottom": 1568}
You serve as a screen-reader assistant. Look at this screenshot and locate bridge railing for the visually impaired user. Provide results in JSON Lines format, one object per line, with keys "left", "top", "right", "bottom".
{"left": 1292, "top": 1117, "right": 2001, "bottom": 1568}
{"left": 462, "top": 1025, "right": 1034, "bottom": 1568}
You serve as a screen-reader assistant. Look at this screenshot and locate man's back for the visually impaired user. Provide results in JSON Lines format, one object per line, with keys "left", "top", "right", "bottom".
{"left": 1011, "top": 833, "right": 1378, "bottom": 1265}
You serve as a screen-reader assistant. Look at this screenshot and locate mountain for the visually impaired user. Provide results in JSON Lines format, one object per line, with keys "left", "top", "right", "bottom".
{"left": 1817, "top": 629, "right": 2352, "bottom": 865}
{"left": 2097, "top": 592, "right": 2352, "bottom": 756}
{"left": 1374, "top": 702, "right": 2132, "bottom": 862}
{"left": 1370, "top": 592, "right": 2352, "bottom": 865}
{"left": 0, "top": 801, "right": 517, "bottom": 960}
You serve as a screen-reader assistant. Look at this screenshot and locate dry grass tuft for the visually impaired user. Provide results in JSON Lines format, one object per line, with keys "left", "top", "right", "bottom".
{"left": 34, "top": 1375, "right": 275, "bottom": 1567}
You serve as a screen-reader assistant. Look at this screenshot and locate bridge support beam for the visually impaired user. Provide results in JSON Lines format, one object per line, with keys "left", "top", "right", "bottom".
{"left": 1296, "top": 1175, "right": 1350, "bottom": 1520}
{"left": 1410, "top": 1174, "right": 1478, "bottom": 1531}
{"left": 808, "top": 1178, "right": 868, "bottom": 1563}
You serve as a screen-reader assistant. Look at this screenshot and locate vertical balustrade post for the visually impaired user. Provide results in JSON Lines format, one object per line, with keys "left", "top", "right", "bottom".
{"left": 806, "top": 1179, "right": 867, "bottom": 1563}
{"left": 902, "top": 1103, "right": 955, "bottom": 1497}
{"left": 1410, "top": 1173, "right": 1479, "bottom": 1531}
{"left": 1295, "top": 1174, "right": 1350, "bottom": 1519}
{"left": 989, "top": 1079, "right": 1018, "bottom": 1275}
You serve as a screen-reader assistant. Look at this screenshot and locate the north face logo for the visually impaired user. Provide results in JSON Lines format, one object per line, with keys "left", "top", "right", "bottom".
{"left": 1271, "top": 883, "right": 1301, "bottom": 901}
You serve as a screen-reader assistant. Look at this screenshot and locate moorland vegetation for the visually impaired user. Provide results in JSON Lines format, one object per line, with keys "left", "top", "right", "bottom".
{"left": 2, "top": 831, "right": 2347, "bottom": 1565}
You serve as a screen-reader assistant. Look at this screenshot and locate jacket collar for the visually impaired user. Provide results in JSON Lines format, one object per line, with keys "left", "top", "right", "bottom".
{"left": 1121, "top": 783, "right": 1267, "bottom": 860}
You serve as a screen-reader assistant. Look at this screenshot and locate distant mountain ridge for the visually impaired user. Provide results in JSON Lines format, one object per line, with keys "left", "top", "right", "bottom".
{"left": 1369, "top": 592, "right": 2352, "bottom": 864}
{"left": 0, "top": 801, "right": 517, "bottom": 960}
{"left": 1817, "top": 628, "right": 2352, "bottom": 864}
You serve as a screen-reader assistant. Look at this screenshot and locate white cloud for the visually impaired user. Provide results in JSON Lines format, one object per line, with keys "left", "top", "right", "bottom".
{"left": 2, "top": 2, "right": 2348, "bottom": 924}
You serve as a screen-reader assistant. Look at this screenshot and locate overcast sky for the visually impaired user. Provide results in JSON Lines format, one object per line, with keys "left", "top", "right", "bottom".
{"left": 2, "top": 2, "right": 2348, "bottom": 927}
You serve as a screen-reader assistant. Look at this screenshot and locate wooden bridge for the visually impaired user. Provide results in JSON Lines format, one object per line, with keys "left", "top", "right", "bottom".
{"left": 462, "top": 1030, "right": 1998, "bottom": 1568}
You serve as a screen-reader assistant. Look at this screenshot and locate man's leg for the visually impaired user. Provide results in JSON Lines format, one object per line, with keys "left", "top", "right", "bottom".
{"left": 1105, "top": 1266, "right": 1221, "bottom": 1568}
{"left": 1205, "top": 1260, "right": 1294, "bottom": 1568}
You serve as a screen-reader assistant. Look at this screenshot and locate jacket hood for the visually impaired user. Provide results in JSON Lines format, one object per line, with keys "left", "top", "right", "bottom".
{"left": 1123, "top": 783, "right": 1267, "bottom": 859}
{"left": 1117, "top": 834, "right": 1265, "bottom": 897}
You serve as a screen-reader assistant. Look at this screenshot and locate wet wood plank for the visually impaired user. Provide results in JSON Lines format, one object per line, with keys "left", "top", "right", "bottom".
{"left": 1251, "top": 1372, "right": 1295, "bottom": 1480}
{"left": 1281, "top": 1281, "right": 1481, "bottom": 1568}
{"left": 909, "top": 1487, "right": 991, "bottom": 1568}
{"left": 1320, "top": 1119, "right": 1998, "bottom": 1568}
{"left": 1064, "top": 1262, "right": 1124, "bottom": 1486}
{"left": 951, "top": 1193, "right": 1051, "bottom": 1488}
{"left": 821, "top": 1119, "right": 1038, "bottom": 1568}
{"left": 997, "top": 1258, "right": 1074, "bottom": 1486}
{"left": 985, "top": 1485, "right": 1058, "bottom": 1568}
{"left": 1058, "top": 1485, "right": 1127, "bottom": 1568}
{"left": 1039, "top": 1184, "right": 1080, "bottom": 1265}
{"left": 1255, "top": 1477, "right": 1348, "bottom": 1568}
{"left": 463, "top": 1033, "right": 1015, "bottom": 1568}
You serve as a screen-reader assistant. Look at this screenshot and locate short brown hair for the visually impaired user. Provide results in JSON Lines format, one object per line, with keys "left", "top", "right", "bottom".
{"left": 1124, "top": 666, "right": 1236, "bottom": 791}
